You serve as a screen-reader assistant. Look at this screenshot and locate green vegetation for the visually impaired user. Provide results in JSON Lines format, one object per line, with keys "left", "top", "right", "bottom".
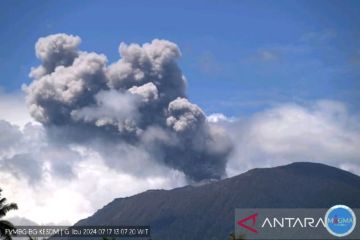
{"left": 0, "top": 188, "right": 18, "bottom": 240}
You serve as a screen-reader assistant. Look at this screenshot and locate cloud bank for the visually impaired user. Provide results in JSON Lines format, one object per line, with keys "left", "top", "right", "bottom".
{"left": 1, "top": 34, "right": 359, "bottom": 225}
{"left": 210, "top": 100, "right": 360, "bottom": 176}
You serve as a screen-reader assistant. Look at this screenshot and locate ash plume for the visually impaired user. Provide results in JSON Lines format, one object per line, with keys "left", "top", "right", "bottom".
{"left": 24, "top": 33, "right": 233, "bottom": 181}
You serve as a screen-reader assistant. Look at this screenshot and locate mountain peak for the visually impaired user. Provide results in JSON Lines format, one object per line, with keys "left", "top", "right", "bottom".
{"left": 76, "top": 162, "right": 360, "bottom": 240}
{"left": 282, "top": 161, "right": 339, "bottom": 170}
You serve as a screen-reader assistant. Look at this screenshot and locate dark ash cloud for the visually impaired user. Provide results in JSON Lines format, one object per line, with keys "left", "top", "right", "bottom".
{"left": 24, "top": 33, "right": 233, "bottom": 181}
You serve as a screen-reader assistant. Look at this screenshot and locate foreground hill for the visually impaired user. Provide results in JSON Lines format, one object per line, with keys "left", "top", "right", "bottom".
{"left": 76, "top": 162, "right": 360, "bottom": 239}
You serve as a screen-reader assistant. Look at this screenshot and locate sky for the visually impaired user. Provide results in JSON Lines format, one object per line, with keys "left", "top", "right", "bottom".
{"left": 0, "top": 0, "right": 359, "bottom": 225}
{"left": 1, "top": 0, "right": 359, "bottom": 116}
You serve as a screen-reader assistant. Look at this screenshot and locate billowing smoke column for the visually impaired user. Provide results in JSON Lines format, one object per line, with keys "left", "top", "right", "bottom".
{"left": 25, "top": 33, "right": 233, "bottom": 181}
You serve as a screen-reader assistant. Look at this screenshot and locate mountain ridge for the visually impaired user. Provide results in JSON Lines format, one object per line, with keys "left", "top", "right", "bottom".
{"left": 75, "top": 162, "right": 360, "bottom": 240}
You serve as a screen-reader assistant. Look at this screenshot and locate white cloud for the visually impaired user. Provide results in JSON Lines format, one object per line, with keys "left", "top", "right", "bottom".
{"left": 258, "top": 50, "right": 279, "bottom": 61}
{"left": 225, "top": 100, "right": 360, "bottom": 176}
{"left": 0, "top": 91, "right": 34, "bottom": 128}
{"left": 1, "top": 92, "right": 359, "bottom": 225}
{"left": 2, "top": 144, "right": 186, "bottom": 225}
{"left": 207, "top": 113, "right": 236, "bottom": 123}
{"left": 1, "top": 33, "right": 359, "bottom": 224}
